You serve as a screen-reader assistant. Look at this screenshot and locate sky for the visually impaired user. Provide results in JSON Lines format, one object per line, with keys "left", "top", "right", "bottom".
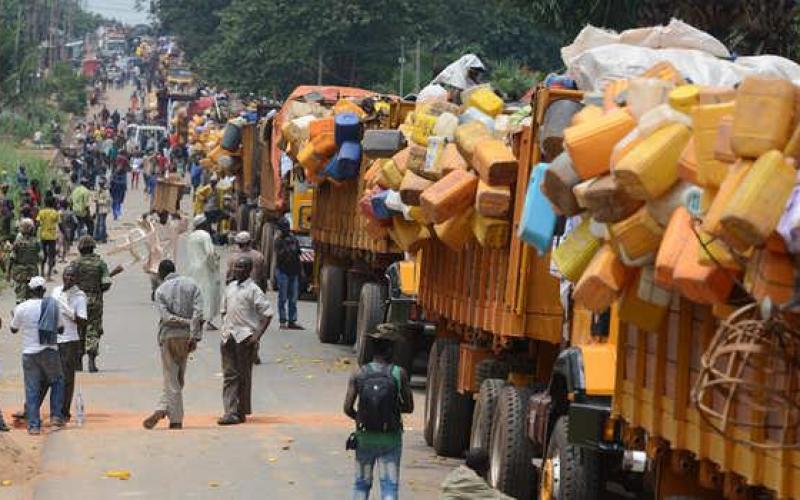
{"left": 85, "top": 0, "right": 150, "bottom": 26}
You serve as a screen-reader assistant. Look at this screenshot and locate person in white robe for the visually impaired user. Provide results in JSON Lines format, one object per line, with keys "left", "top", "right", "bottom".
{"left": 184, "top": 214, "right": 221, "bottom": 329}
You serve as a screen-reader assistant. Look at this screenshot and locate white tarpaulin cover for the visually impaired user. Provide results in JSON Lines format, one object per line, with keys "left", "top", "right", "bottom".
{"left": 563, "top": 19, "right": 800, "bottom": 91}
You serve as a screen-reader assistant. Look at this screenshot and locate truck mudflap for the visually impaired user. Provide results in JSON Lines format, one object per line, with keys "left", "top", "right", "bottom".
{"left": 551, "top": 347, "right": 585, "bottom": 394}
{"left": 567, "top": 397, "right": 614, "bottom": 451}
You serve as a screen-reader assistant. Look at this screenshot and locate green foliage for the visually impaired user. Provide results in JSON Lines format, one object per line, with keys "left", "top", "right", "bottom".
{"left": 490, "top": 60, "right": 540, "bottom": 101}
{"left": 0, "top": 142, "right": 55, "bottom": 201}
{"left": 151, "top": 0, "right": 563, "bottom": 98}
{"left": 47, "top": 63, "right": 88, "bottom": 115}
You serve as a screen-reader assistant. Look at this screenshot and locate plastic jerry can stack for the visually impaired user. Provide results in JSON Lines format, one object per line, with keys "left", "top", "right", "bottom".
{"left": 475, "top": 181, "right": 511, "bottom": 218}
{"left": 399, "top": 170, "right": 433, "bottom": 206}
{"left": 609, "top": 206, "right": 664, "bottom": 264}
{"left": 654, "top": 206, "right": 692, "bottom": 288}
{"left": 472, "top": 212, "right": 510, "bottom": 248}
{"left": 434, "top": 207, "right": 475, "bottom": 251}
{"left": 731, "top": 76, "right": 795, "bottom": 158}
{"left": 626, "top": 78, "right": 674, "bottom": 120}
{"left": 379, "top": 160, "right": 404, "bottom": 191}
{"left": 472, "top": 138, "right": 518, "bottom": 186}
{"left": 671, "top": 237, "right": 735, "bottom": 305}
{"left": 541, "top": 151, "right": 582, "bottom": 216}
{"left": 454, "top": 121, "right": 492, "bottom": 162}
{"left": 552, "top": 218, "right": 602, "bottom": 282}
{"left": 412, "top": 112, "right": 438, "bottom": 146}
{"left": 420, "top": 169, "right": 479, "bottom": 224}
{"left": 438, "top": 143, "right": 469, "bottom": 176}
{"left": 745, "top": 247, "right": 796, "bottom": 305}
{"left": 572, "top": 244, "right": 631, "bottom": 312}
{"left": 539, "top": 99, "right": 584, "bottom": 160}
{"left": 324, "top": 141, "right": 362, "bottom": 181}
{"left": 692, "top": 102, "right": 735, "bottom": 187}
{"left": 618, "top": 270, "right": 668, "bottom": 331}
{"left": 614, "top": 122, "right": 691, "bottom": 200}
{"left": 334, "top": 112, "right": 362, "bottom": 145}
{"left": 463, "top": 86, "right": 504, "bottom": 117}
{"left": 518, "top": 163, "right": 557, "bottom": 254}
{"left": 563, "top": 108, "right": 637, "bottom": 179}
{"left": 719, "top": 150, "right": 795, "bottom": 248}
{"left": 575, "top": 175, "right": 643, "bottom": 223}
{"left": 362, "top": 130, "right": 406, "bottom": 158}
{"left": 667, "top": 84, "right": 699, "bottom": 115}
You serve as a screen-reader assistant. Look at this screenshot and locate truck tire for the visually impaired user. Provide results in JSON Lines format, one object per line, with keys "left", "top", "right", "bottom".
{"left": 316, "top": 264, "right": 345, "bottom": 343}
{"left": 260, "top": 223, "right": 274, "bottom": 285}
{"left": 343, "top": 272, "right": 369, "bottom": 346}
{"left": 539, "top": 415, "right": 601, "bottom": 500}
{"left": 489, "top": 385, "right": 535, "bottom": 499}
{"left": 432, "top": 342, "right": 473, "bottom": 457}
{"left": 424, "top": 337, "right": 455, "bottom": 446}
{"left": 355, "top": 282, "right": 385, "bottom": 364}
{"left": 474, "top": 359, "right": 510, "bottom": 389}
{"left": 469, "top": 378, "right": 506, "bottom": 455}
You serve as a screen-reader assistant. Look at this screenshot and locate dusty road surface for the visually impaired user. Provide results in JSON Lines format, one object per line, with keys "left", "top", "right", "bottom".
{"left": 0, "top": 85, "right": 457, "bottom": 499}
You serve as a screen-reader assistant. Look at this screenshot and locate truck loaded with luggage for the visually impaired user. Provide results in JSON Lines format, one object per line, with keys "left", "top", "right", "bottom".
{"left": 347, "top": 22, "right": 800, "bottom": 500}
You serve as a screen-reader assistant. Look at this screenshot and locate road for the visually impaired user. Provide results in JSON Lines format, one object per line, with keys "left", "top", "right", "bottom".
{"left": 0, "top": 85, "right": 458, "bottom": 499}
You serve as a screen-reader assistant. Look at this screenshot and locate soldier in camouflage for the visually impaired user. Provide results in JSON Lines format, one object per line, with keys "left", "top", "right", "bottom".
{"left": 73, "top": 235, "right": 123, "bottom": 372}
{"left": 7, "top": 218, "right": 41, "bottom": 304}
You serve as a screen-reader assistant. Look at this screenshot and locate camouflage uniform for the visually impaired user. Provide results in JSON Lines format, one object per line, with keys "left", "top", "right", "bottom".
{"left": 74, "top": 252, "right": 112, "bottom": 356}
{"left": 9, "top": 235, "right": 41, "bottom": 304}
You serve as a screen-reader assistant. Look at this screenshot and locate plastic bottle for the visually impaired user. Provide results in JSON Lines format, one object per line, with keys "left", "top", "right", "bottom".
{"left": 75, "top": 391, "right": 85, "bottom": 427}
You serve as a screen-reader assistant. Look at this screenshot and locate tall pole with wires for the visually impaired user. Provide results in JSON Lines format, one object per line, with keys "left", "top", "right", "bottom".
{"left": 414, "top": 38, "right": 420, "bottom": 93}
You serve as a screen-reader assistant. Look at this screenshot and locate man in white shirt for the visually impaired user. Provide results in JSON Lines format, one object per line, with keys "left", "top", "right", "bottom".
{"left": 218, "top": 256, "right": 273, "bottom": 426}
{"left": 11, "top": 276, "right": 65, "bottom": 434}
{"left": 51, "top": 264, "right": 87, "bottom": 421}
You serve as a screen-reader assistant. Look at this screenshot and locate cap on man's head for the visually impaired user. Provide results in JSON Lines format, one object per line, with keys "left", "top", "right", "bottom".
{"left": 234, "top": 231, "right": 251, "bottom": 244}
{"left": 28, "top": 276, "right": 46, "bottom": 290}
{"left": 193, "top": 214, "right": 207, "bottom": 227}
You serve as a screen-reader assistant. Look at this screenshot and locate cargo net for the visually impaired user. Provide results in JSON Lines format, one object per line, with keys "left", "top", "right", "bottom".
{"left": 693, "top": 302, "right": 800, "bottom": 449}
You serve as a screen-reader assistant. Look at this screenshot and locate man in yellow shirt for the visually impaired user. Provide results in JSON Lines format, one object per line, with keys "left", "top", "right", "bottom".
{"left": 36, "top": 197, "right": 60, "bottom": 281}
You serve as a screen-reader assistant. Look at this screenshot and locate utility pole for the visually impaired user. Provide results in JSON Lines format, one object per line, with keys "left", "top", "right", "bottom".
{"left": 398, "top": 38, "right": 406, "bottom": 97}
{"left": 414, "top": 38, "right": 421, "bottom": 93}
{"left": 317, "top": 50, "right": 323, "bottom": 85}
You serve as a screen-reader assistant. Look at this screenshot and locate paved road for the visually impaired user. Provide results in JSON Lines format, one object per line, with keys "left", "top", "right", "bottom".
{"left": 0, "top": 85, "right": 457, "bottom": 499}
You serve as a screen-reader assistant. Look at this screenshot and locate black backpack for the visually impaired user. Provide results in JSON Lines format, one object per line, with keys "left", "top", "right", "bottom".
{"left": 356, "top": 363, "right": 402, "bottom": 432}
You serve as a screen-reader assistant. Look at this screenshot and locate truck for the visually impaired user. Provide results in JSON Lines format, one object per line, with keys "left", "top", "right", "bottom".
{"left": 412, "top": 81, "right": 800, "bottom": 500}
{"left": 251, "top": 86, "right": 411, "bottom": 352}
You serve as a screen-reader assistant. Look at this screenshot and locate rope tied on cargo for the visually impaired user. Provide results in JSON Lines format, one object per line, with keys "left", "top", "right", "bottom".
{"left": 693, "top": 302, "right": 800, "bottom": 449}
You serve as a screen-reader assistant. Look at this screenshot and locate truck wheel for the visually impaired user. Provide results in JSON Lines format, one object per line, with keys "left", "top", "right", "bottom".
{"left": 469, "top": 378, "right": 506, "bottom": 455}
{"left": 539, "top": 415, "right": 601, "bottom": 500}
{"left": 424, "top": 339, "right": 444, "bottom": 446}
{"left": 474, "top": 359, "right": 510, "bottom": 389}
{"left": 489, "top": 385, "right": 535, "bottom": 499}
{"left": 433, "top": 342, "right": 473, "bottom": 457}
{"left": 316, "top": 264, "right": 344, "bottom": 343}
{"left": 343, "top": 272, "right": 369, "bottom": 346}
{"left": 355, "top": 282, "right": 385, "bottom": 364}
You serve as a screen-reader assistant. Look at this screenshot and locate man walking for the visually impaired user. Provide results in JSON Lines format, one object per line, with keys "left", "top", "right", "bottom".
{"left": 185, "top": 215, "right": 220, "bottom": 329}
{"left": 70, "top": 178, "right": 93, "bottom": 237}
{"left": 143, "top": 260, "right": 203, "bottom": 430}
{"left": 343, "top": 330, "right": 413, "bottom": 500}
{"left": 51, "top": 264, "right": 87, "bottom": 421}
{"left": 226, "top": 231, "right": 265, "bottom": 289}
{"left": 8, "top": 218, "right": 41, "bottom": 304}
{"left": 37, "top": 197, "right": 60, "bottom": 281}
{"left": 73, "top": 235, "right": 122, "bottom": 372}
{"left": 11, "top": 277, "right": 65, "bottom": 434}
{"left": 93, "top": 177, "right": 111, "bottom": 243}
{"left": 218, "top": 256, "right": 273, "bottom": 426}
{"left": 273, "top": 218, "right": 303, "bottom": 329}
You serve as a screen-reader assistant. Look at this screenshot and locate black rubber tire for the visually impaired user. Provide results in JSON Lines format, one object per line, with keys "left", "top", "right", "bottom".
{"left": 343, "top": 272, "right": 369, "bottom": 346}
{"left": 488, "top": 385, "right": 536, "bottom": 499}
{"left": 355, "top": 282, "right": 386, "bottom": 363}
{"left": 474, "top": 359, "right": 511, "bottom": 389}
{"left": 469, "top": 378, "right": 506, "bottom": 455}
{"left": 432, "top": 342, "right": 473, "bottom": 458}
{"left": 259, "top": 223, "right": 275, "bottom": 286}
{"left": 423, "top": 339, "right": 443, "bottom": 446}
{"left": 540, "top": 415, "right": 601, "bottom": 500}
{"left": 316, "top": 264, "right": 345, "bottom": 343}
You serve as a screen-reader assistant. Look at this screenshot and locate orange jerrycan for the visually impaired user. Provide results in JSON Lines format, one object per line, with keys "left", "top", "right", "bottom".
{"left": 654, "top": 206, "right": 692, "bottom": 289}
{"left": 434, "top": 207, "right": 474, "bottom": 251}
{"left": 731, "top": 76, "right": 795, "bottom": 158}
{"left": 564, "top": 108, "right": 636, "bottom": 180}
{"left": 672, "top": 238, "right": 735, "bottom": 305}
{"left": 420, "top": 169, "right": 479, "bottom": 224}
{"left": 573, "top": 244, "right": 631, "bottom": 312}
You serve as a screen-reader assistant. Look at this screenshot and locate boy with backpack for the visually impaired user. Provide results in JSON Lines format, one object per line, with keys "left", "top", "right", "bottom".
{"left": 343, "top": 329, "right": 413, "bottom": 500}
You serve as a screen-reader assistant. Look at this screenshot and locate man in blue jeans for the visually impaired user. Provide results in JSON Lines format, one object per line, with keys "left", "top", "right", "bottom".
{"left": 273, "top": 218, "right": 303, "bottom": 330}
{"left": 343, "top": 331, "right": 413, "bottom": 500}
{"left": 11, "top": 276, "right": 65, "bottom": 434}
